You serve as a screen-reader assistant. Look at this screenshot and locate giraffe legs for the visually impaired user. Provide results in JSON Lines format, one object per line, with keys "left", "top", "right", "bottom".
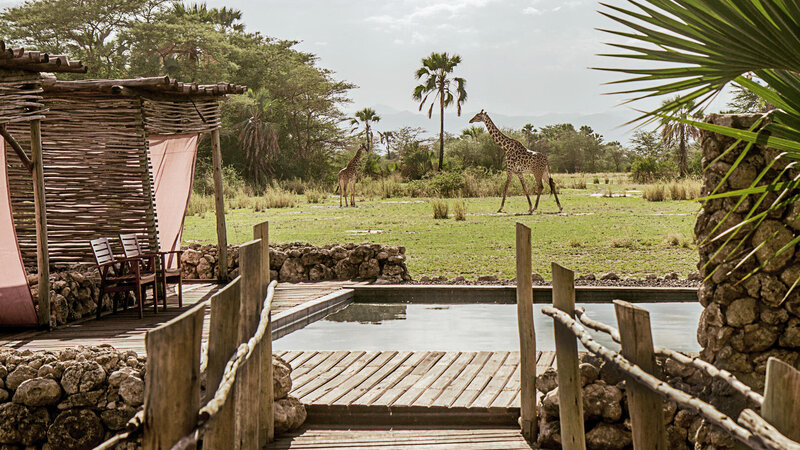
{"left": 518, "top": 174, "right": 533, "bottom": 213}
{"left": 350, "top": 179, "right": 357, "bottom": 207}
{"left": 498, "top": 171, "right": 512, "bottom": 213}
{"left": 534, "top": 179, "right": 543, "bottom": 212}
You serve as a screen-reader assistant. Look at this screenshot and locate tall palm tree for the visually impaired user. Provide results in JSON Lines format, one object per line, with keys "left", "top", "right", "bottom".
{"left": 659, "top": 96, "right": 701, "bottom": 177}
{"left": 237, "top": 89, "right": 280, "bottom": 187}
{"left": 378, "top": 130, "right": 395, "bottom": 159}
{"left": 597, "top": 1, "right": 800, "bottom": 291}
{"left": 460, "top": 126, "right": 484, "bottom": 140}
{"left": 413, "top": 52, "right": 467, "bottom": 171}
{"left": 521, "top": 123, "right": 537, "bottom": 149}
{"left": 351, "top": 108, "right": 380, "bottom": 153}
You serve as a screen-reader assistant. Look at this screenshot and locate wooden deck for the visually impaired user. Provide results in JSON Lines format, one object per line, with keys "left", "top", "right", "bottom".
{"left": 0, "top": 281, "right": 354, "bottom": 355}
{"left": 276, "top": 350, "right": 556, "bottom": 426}
{"left": 272, "top": 426, "right": 533, "bottom": 449}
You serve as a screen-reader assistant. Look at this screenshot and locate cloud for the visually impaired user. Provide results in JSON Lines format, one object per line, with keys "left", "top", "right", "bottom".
{"left": 522, "top": 7, "right": 542, "bottom": 15}
{"left": 365, "top": 0, "right": 498, "bottom": 37}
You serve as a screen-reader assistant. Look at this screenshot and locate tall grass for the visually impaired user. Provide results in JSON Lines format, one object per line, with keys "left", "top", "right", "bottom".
{"left": 305, "top": 188, "right": 325, "bottom": 203}
{"left": 261, "top": 187, "right": 297, "bottom": 209}
{"left": 644, "top": 179, "right": 701, "bottom": 202}
{"left": 453, "top": 199, "right": 466, "bottom": 221}
{"left": 431, "top": 198, "right": 449, "bottom": 219}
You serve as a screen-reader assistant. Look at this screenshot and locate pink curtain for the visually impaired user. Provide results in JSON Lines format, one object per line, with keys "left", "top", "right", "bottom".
{"left": 147, "top": 134, "right": 199, "bottom": 268}
{"left": 0, "top": 138, "right": 37, "bottom": 327}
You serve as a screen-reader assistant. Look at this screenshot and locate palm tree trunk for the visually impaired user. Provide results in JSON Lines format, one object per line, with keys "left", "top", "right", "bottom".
{"left": 438, "top": 91, "right": 444, "bottom": 171}
{"left": 679, "top": 126, "right": 687, "bottom": 177}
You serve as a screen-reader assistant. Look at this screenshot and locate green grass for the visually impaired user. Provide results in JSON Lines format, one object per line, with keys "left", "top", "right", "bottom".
{"left": 184, "top": 182, "right": 701, "bottom": 280}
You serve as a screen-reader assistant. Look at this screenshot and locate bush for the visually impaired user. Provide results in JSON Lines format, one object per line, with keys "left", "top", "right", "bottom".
{"left": 186, "top": 194, "right": 213, "bottom": 216}
{"left": 427, "top": 171, "right": 465, "bottom": 197}
{"left": 431, "top": 198, "right": 449, "bottom": 219}
{"left": 305, "top": 188, "right": 325, "bottom": 203}
{"left": 258, "top": 187, "right": 297, "bottom": 210}
{"left": 630, "top": 156, "right": 678, "bottom": 183}
{"left": 643, "top": 184, "right": 666, "bottom": 201}
{"left": 453, "top": 199, "right": 466, "bottom": 221}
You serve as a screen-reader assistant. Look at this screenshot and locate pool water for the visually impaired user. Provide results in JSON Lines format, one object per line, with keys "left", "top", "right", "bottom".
{"left": 273, "top": 302, "right": 703, "bottom": 353}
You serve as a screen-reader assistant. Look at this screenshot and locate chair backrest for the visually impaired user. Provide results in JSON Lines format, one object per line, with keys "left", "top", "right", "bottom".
{"left": 119, "top": 234, "right": 144, "bottom": 258}
{"left": 90, "top": 238, "right": 115, "bottom": 266}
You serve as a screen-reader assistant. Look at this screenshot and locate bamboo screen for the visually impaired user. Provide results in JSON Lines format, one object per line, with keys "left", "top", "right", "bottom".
{"left": 0, "top": 71, "right": 44, "bottom": 124}
{"left": 142, "top": 98, "right": 221, "bottom": 134}
{"left": 5, "top": 94, "right": 159, "bottom": 267}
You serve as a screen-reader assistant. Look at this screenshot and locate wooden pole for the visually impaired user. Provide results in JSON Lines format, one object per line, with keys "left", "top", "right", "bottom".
{"left": 143, "top": 302, "right": 204, "bottom": 449}
{"left": 30, "top": 119, "right": 50, "bottom": 329}
{"left": 762, "top": 357, "right": 800, "bottom": 442}
{"left": 210, "top": 128, "right": 228, "bottom": 283}
{"left": 614, "top": 300, "right": 668, "bottom": 449}
{"left": 516, "top": 223, "right": 536, "bottom": 441}
{"left": 235, "top": 240, "right": 263, "bottom": 449}
{"left": 252, "top": 221, "right": 274, "bottom": 443}
{"left": 552, "top": 262, "right": 585, "bottom": 450}
{"left": 204, "top": 279, "right": 241, "bottom": 449}
{"left": 0, "top": 124, "right": 33, "bottom": 171}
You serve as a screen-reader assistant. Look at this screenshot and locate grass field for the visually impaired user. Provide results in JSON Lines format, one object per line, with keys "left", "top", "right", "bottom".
{"left": 183, "top": 177, "right": 701, "bottom": 280}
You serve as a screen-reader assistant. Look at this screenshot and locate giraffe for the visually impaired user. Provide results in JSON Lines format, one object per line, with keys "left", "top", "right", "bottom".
{"left": 469, "top": 109, "right": 563, "bottom": 213}
{"left": 337, "top": 143, "right": 367, "bottom": 207}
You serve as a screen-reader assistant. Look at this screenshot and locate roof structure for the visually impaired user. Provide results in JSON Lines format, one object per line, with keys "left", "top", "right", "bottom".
{"left": 41, "top": 76, "right": 246, "bottom": 97}
{"left": 0, "top": 41, "right": 87, "bottom": 73}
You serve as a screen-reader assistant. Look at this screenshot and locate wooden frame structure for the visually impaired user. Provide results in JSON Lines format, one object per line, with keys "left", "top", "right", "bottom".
{"left": 0, "top": 41, "right": 87, "bottom": 328}
{"left": 4, "top": 75, "right": 244, "bottom": 284}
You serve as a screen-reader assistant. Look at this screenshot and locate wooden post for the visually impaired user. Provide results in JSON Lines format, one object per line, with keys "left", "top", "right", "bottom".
{"left": 252, "top": 221, "right": 274, "bottom": 442}
{"left": 143, "top": 302, "right": 204, "bottom": 449}
{"left": 762, "top": 357, "right": 800, "bottom": 442}
{"left": 614, "top": 300, "right": 668, "bottom": 449}
{"left": 235, "top": 240, "right": 263, "bottom": 449}
{"left": 210, "top": 128, "right": 228, "bottom": 283}
{"left": 204, "top": 279, "right": 241, "bottom": 449}
{"left": 30, "top": 119, "right": 50, "bottom": 329}
{"left": 552, "top": 262, "right": 586, "bottom": 450}
{"left": 516, "top": 223, "right": 536, "bottom": 441}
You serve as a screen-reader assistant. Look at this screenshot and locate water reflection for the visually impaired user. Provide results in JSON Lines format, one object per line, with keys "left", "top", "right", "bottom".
{"left": 325, "top": 304, "right": 407, "bottom": 324}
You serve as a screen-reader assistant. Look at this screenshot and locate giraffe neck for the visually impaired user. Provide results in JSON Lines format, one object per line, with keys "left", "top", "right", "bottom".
{"left": 348, "top": 149, "right": 362, "bottom": 169}
{"left": 482, "top": 115, "right": 517, "bottom": 154}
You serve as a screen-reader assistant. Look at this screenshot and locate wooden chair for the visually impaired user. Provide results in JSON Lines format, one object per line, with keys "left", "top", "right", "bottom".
{"left": 119, "top": 234, "right": 183, "bottom": 309}
{"left": 90, "top": 237, "right": 158, "bottom": 319}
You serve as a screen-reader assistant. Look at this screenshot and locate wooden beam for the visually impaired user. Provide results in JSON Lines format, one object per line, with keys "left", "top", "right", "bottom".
{"left": 252, "top": 221, "right": 274, "bottom": 443}
{"left": 762, "top": 357, "right": 800, "bottom": 442}
{"left": 614, "top": 300, "right": 668, "bottom": 449}
{"left": 210, "top": 128, "right": 228, "bottom": 282}
{"left": 0, "top": 125, "right": 32, "bottom": 171}
{"left": 552, "top": 262, "right": 585, "bottom": 450}
{"left": 515, "top": 223, "right": 536, "bottom": 441}
{"left": 30, "top": 119, "right": 49, "bottom": 329}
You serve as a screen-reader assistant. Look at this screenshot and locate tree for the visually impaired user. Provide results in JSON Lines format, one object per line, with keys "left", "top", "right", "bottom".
{"left": 378, "top": 130, "right": 395, "bottom": 159}
{"left": 521, "top": 123, "right": 537, "bottom": 148}
{"left": 350, "top": 108, "right": 380, "bottom": 153}
{"left": 412, "top": 52, "right": 467, "bottom": 171}
{"left": 629, "top": 130, "right": 664, "bottom": 159}
{"left": 460, "top": 126, "right": 485, "bottom": 140}
{"left": 659, "top": 97, "right": 701, "bottom": 177}
{"left": 232, "top": 89, "right": 280, "bottom": 188}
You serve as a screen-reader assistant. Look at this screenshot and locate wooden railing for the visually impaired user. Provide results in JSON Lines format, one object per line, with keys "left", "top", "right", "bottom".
{"left": 537, "top": 262, "right": 800, "bottom": 450}
{"left": 95, "top": 221, "right": 274, "bottom": 450}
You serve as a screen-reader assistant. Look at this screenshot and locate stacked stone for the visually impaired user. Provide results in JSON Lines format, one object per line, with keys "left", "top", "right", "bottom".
{"left": 28, "top": 268, "right": 118, "bottom": 328}
{"left": 181, "top": 242, "right": 411, "bottom": 284}
{"left": 0, "top": 345, "right": 145, "bottom": 449}
{"left": 535, "top": 354, "right": 738, "bottom": 449}
{"left": 695, "top": 114, "right": 800, "bottom": 414}
{"left": 272, "top": 355, "right": 306, "bottom": 435}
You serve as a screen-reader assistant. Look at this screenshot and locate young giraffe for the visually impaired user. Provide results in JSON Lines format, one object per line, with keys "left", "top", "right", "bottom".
{"left": 469, "top": 109, "right": 563, "bottom": 213}
{"left": 337, "top": 143, "right": 367, "bottom": 207}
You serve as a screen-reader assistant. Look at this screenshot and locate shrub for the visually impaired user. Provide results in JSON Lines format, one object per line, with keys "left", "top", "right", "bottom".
{"left": 281, "top": 177, "right": 306, "bottom": 194}
{"left": 259, "top": 187, "right": 297, "bottom": 209}
{"left": 453, "top": 199, "right": 466, "bottom": 220}
{"left": 665, "top": 232, "right": 693, "bottom": 248}
{"left": 186, "top": 194, "right": 213, "bottom": 216}
{"left": 427, "top": 171, "right": 465, "bottom": 197}
{"left": 593, "top": 176, "right": 600, "bottom": 184}
{"left": 431, "top": 198, "right": 449, "bottom": 219}
{"left": 643, "top": 184, "right": 666, "bottom": 201}
{"left": 630, "top": 156, "right": 678, "bottom": 183}
{"left": 306, "top": 188, "right": 325, "bottom": 203}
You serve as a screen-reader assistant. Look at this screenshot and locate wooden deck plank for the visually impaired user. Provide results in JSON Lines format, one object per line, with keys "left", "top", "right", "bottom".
{"left": 293, "top": 351, "right": 361, "bottom": 399}
{"left": 471, "top": 352, "right": 519, "bottom": 409}
{"left": 432, "top": 351, "right": 492, "bottom": 408}
{"left": 413, "top": 352, "right": 475, "bottom": 407}
{"left": 351, "top": 352, "right": 429, "bottom": 407}
{"left": 304, "top": 351, "right": 382, "bottom": 404}
{"left": 334, "top": 351, "right": 413, "bottom": 406}
{"left": 452, "top": 351, "right": 509, "bottom": 409}
{"left": 323, "top": 351, "right": 398, "bottom": 406}
{"left": 373, "top": 352, "right": 443, "bottom": 407}
{"left": 392, "top": 352, "right": 461, "bottom": 407}
{"left": 491, "top": 360, "right": 521, "bottom": 409}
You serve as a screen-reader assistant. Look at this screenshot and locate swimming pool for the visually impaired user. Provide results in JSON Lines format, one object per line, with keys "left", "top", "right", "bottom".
{"left": 273, "top": 302, "right": 703, "bottom": 352}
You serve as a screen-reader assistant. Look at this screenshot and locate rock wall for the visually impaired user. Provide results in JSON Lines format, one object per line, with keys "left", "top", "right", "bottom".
{"left": 0, "top": 346, "right": 304, "bottom": 449}
{"left": 180, "top": 242, "right": 411, "bottom": 284}
{"left": 536, "top": 354, "right": 736, "bottom": 449}
{"left": 695, "top": 114, "right": 800, "bottom": 414}
{"left": 29, "top": 268, "right": 125, "bottom": 328}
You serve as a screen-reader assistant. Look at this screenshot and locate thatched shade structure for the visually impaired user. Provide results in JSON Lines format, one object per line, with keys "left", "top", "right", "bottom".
{"left": 0, "top": 41, "right": 86, "bottom": 327}
{"left": 4, "top": 76, "right": 244, "bottom": 278}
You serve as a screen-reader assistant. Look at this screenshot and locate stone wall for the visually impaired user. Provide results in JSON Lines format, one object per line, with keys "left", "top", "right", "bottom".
{"left": 180, "top": 242, "right": 411, "bottom": 284}
{"left": 536, "top": 353, "right": 736, "bottom": 449}
{"left": 29, "top": 268, "right": 119, "bottom": 328}
{"left": 695, "top": 114, "right": 800, "bottom": 414}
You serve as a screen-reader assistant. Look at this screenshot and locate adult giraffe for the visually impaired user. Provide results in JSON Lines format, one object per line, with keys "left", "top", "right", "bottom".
{"left": 337, "top": 143, "right": 367, "bottom": 207}
{"left": 469, "top": 110, "right": 563, "bottom": 213}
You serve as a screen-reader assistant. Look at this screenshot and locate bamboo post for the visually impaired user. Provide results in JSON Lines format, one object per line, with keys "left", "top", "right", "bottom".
{"left": 516, "top": 223, "right": 536, "bottom": 441}
{"left": 210, "top": 128, "right": 228, "bottom": 283}
{"left": 762, "top": 357, "right": 800, "bottom": 442}
{"left": 143, "top": 302, "right": 205, "bottom": 449}
{"left": 552, "top": 262, "right": 585, "bottom": 450}
{"left": 30, "top": 119, "right": 50, "bottom": 329}
{"left": 235, "top": 240, "right": 263, "bottom": 449}
{"left": 204, "top": 279, "right": 241, "bottom": 449}
{"left": 614, "top": 300, "right": 668, "bottom": 449}
{"left": 252, "top": 221, "right": 274, "bottom": 442}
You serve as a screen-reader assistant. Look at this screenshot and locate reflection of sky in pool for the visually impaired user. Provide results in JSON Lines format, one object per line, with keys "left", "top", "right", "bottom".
{"left": 273, "top": 303, "right": 703, "bottom": 353}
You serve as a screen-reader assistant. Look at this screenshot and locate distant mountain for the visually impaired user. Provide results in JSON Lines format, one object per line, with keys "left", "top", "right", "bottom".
{"left": 362, "top": 104, "right": 640, "bottom": 145}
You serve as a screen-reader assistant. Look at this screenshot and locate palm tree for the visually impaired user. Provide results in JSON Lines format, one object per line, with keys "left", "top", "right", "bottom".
{"left": 659, "top": 97, "right": 701, "bottom": 177}
{"left": 460, "top": 126, "right": 484, "bottom": 140}
{"left": 597, "top": 1, "right": 800, "bottom": 290}
{"left": 521, "top": 123, "right": 537, "bottom": 149}
{"left": 351, "top": 108, "right": 381, "bottom": 153}
{"left": 237, "top": 89, "right": 280, "bottom": 187}
{"left": 413, "top": 52, "right": 467, "bottom": 171}
{"left": 378, "top": 130, "right": 395, "bottom": 159}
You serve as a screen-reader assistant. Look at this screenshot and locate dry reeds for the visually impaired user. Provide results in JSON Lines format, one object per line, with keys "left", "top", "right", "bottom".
{"left": 305, "top": 188, "right": 325, "bottom": 203}
{"left": 431, "top": 198, "right": 449, "bottom": 219}
{"left": 453, "top": 199, "right": 467, "bottom": 221}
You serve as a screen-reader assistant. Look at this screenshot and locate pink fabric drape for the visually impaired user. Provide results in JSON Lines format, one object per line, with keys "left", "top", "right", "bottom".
{"left": 0, "top": 138, "right": 37, "bottom": 327}
{"left": 147, "top": 134, "right": 199, "bottom": 268}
